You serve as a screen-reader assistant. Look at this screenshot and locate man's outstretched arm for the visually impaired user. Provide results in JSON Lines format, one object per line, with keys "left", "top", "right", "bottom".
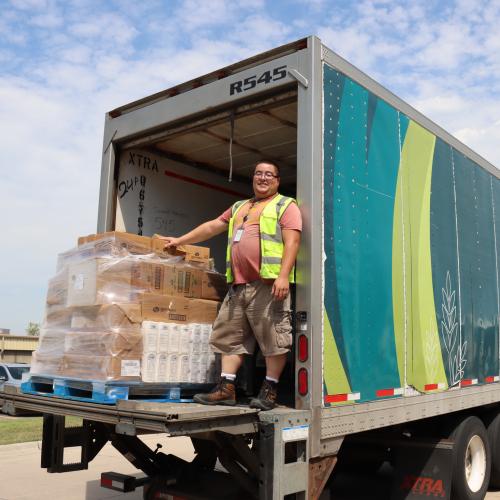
{"left": 158, "top": 218, "right": 228, "bottom": 248}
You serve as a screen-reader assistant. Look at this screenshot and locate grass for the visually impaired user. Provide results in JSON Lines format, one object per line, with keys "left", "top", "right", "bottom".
{"left": 0, "top": 416, "right": 83, "bottom": 445}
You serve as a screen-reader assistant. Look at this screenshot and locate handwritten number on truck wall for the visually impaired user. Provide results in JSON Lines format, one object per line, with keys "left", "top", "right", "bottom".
{"left": 230, "top": 65, "right": 287, "bottom": 95}
{"left": 138, "top": 175, "right": 146, "bottom": 235}
{"left": 118, "top": 177, "right": 139, "bottom": 199}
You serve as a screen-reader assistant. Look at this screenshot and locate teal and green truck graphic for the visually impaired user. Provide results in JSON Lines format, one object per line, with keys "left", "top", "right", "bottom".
{"left": 323, "top": 64, "right": 500, "bottom": 405}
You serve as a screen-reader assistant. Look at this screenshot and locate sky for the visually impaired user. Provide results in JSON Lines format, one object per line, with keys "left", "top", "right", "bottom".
{"left": 1, "top": 0, "right": 500, "bottom": 334}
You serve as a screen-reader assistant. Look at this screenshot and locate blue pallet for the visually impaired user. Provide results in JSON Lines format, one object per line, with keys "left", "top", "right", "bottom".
{"left": 21, "top": 375, "right": 210, "bottom": 404}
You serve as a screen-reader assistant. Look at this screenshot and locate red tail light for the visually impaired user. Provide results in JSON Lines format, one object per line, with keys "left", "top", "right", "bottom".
{"left": 298, "top": 368, "right": 308, "bottom": 396}
{"left": 298, "top": 334, "right": 308, "bottom": 362}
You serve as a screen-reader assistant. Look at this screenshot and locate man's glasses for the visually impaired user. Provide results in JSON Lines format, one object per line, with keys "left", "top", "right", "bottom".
{"left": 254, "top": 171, "right": 279, "bottom": 179}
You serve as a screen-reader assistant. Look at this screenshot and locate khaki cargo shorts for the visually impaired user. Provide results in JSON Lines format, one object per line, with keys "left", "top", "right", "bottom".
{"left": 210, "top": 280, "right": 293, "bottom": 357}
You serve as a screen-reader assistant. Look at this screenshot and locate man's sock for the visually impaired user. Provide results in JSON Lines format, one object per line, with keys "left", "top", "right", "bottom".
{"left": 221, "top": 372, "right": 236, "bottom": 381}
{"left": 265, "top": 376, "right": 279, "bottom": 384}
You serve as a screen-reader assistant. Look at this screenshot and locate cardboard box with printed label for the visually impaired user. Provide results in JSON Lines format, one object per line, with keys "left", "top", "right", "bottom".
{"left": 62, "top": 354, "right": 141, "bottom": 381}
{"left": 46, "top": 270, "right": 68, "bottom": 306}
{"left": 37, "top": 329, "right": 66, "bottom": 355}
{"left": 66, "top": 258, "right": 167, "bottom": 307}
{"left": 162, "top": 267, "right": 227, "bottom": 301}
{"left": 201, "top": 271, "right": 227, "bottom": 301}
{"left": 77, "top": 232, "right": 212, "bottom": 264}
{"left": 78, "top": 231, "right": 152, "bottom": 255}
{"left": 30, "top": 352, "right": 63, "bottom": 376}
{"left": 140, "top": 294, "right": 220, "bottom": 324}
{"left": 44, "top": 306, "right": 73, "bottom": 330}
{"left": 70, "top": 303, "right": 142, "bottom": 331}
{"left": 64, "top": 331, "right": 143, "bottom": 356}
{"left": 66, "top": 258, "right": 133, "bottom": 306}
{"left": 163, "top": 266, "right": 199, "bottom": 298}
{"left": 130, "top": 261, "right": 165, "bottom": 294}
{"left": 56, "top": 246, "right": 96, "bottom": 272}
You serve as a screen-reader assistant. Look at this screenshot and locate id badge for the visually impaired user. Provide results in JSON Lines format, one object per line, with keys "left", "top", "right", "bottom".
{"left": 233, "top": 228, "right": 244, "bottom": 242}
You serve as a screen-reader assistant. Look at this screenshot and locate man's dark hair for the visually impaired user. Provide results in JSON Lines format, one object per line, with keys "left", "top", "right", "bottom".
{"left": 254, "top": 159, "right": 280, "bottom": 177}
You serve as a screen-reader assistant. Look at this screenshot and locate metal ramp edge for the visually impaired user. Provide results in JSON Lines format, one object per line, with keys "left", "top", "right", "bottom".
{"left": 1, "top": 385, "right": 260, "bottom": 436}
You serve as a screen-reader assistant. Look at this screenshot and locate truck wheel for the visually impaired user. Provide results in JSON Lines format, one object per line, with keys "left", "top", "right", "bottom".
{"left": 450, "top": 416, "right": 491, "bottom": 500}
{"left": 486, "top": 412, "right": 500, "bottom": 488}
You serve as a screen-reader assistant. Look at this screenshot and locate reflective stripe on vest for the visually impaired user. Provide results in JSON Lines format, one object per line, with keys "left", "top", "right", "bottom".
{"left": 226, "top": 194, "right": 296, "bottom": 283}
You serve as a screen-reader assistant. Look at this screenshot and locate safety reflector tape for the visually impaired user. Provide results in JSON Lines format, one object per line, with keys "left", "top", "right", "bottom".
{"left": 100, "top": 477, "right": 124, "bottom": 491}
{"left": 485, "top": 376, "right": 499, "bottom": 383}
{"left": 324, "top": 392, "right": 360, "bottom": 403}
{"left": 376, "top": 387, "right": 404, "bottom": 397}
{"left": 424, "top": 383, "right": 446, "bottom": 391}
{"left": 460, "top": 379, "right": 478, "bottom": 387}
{"left": 101, "top": 478, "right": 112, "bottom": 488}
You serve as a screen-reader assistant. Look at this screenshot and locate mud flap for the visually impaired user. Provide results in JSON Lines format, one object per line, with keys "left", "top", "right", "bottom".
{"left": 391, "top": 439, "right": 453, "bottom": 500}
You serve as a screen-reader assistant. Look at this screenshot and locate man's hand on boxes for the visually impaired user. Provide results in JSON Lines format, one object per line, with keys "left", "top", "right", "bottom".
{"left": 155, "top": 235, "right": 181, "bottom": 250}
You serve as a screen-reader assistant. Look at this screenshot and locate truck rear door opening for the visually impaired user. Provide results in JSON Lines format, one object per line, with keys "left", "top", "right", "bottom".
{"left": 112, "top": 88, "right": 299, "bottom": 406}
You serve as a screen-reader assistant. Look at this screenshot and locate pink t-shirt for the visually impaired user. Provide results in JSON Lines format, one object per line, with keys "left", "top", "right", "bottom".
{"left": 219, "top": 195, "right": 302, "bottom": 284}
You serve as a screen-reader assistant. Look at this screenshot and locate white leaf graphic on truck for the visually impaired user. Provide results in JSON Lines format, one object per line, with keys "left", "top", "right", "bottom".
{"left": 441, "top": 271, "right": 467, "bottom": 386}
{"left": 425, "top": 318, "right": 440, "bottom": 383}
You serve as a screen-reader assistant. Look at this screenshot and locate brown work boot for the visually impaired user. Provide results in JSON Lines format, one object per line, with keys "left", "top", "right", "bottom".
{"left": 193, "top": 378, "right": 236, "bottom": 406}
{"left": 249, "top": 379, "right": 278, "bottom": 411}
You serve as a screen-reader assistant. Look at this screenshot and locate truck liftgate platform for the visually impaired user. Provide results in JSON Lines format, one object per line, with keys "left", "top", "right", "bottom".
{"left": 1, "top": 385, "right": 315, "bottom": 500}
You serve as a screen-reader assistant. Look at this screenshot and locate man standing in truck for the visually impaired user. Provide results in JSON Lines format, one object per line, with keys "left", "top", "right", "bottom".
{"left": 160, "top": 160, "right": 302, "bottom": 410}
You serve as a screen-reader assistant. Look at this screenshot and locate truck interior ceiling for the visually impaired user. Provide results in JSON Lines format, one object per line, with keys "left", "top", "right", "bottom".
{"left": 116, "top": 86, "right": 298, "bottom": 405}
{"left": 135, "top": 87, "right": 297, "bottom": 194}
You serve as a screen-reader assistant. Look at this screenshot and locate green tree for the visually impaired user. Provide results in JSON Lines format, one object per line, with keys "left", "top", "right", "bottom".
{"left": 26, "top": 322, "right": 40, "bottom": 336}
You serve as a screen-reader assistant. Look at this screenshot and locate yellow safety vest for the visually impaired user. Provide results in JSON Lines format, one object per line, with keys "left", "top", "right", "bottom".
{"left": 226, "top": 194, "right": 296, "bottom": 283}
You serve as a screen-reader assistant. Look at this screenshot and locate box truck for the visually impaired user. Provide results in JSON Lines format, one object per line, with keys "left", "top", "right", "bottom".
{"left": 3, "top": 35, "right": 500, "bottom": 500}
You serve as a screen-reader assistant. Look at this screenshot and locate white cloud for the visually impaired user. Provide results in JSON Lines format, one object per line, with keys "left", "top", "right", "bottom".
{"left": 455, "top": 121, "right": 500, "bottom": 167}
{"left": 58, "top": 44, "right": 92, "bottom": 64}
{"left": 0, "top": 10, "right": 28, "bottom": 45}
{"left": 172, "top": 0, "right": 238, "bottom": 31}
{"left": 29, "top": 11, "right": 63, "bottom": 28}
{"left": 69, "top": 14, "right": 139, "bottom": 47}
{"left": 318, "top": 25, "right": 374, "bottom": 69}
{"left": 235, "top": 0, "right": 266, "bottom": 7}
{"left": 228, "top": 14, "right": 292, "bottom": 52}
{"left": 9, "top": 0, "right": 48, "bottom": 9}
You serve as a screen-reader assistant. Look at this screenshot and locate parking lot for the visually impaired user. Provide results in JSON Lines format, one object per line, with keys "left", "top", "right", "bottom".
{"left": 0, "top": 417, "right": 194, "bottom": 500}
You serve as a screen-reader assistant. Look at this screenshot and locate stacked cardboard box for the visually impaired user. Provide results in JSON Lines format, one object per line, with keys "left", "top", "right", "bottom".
{"left": 30, "top": 232, "right": 226, "bottom": 383}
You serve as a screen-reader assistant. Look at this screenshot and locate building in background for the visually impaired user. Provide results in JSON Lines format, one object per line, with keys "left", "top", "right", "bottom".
{"left": 0, "top": 334, "right": 38, "bottom": 363}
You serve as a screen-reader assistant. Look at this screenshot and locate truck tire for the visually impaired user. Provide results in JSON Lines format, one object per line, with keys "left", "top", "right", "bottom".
{"left": 486, "top": 412, "right": 500, "bottom": 488}
{"left": 449, "top": 416, "right": 491, "bottom": 500}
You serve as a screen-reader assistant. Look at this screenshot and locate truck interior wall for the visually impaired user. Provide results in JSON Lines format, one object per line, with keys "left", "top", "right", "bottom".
{"left": 322, "top": 62, "right": 500, "bottom": 407}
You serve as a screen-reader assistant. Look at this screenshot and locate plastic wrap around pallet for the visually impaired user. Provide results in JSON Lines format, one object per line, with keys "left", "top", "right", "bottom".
{"left": 48, "top": 254, "right": 226, "bottom": 308}
{"left": 30, "top": 233, "right": 225, "bottom": 383}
